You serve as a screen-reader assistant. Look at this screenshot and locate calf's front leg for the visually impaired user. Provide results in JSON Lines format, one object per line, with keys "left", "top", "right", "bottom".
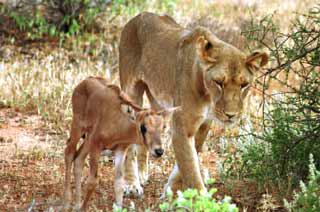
{"left": 114, "top": 147, "right": 127, "bottom": 207}
{"left": 123, "top": 145, "right": 143, "bottom": 197}
{"left": 136, "top": 145, "right": 149, "bottom": 185}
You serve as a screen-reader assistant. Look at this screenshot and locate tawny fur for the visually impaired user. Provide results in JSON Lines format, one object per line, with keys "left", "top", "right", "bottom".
{"left": 119, "top": 12, "right": 268, "bottom": 193}
{"left": 63, "top": 77, "right": 175, "bottom": 210}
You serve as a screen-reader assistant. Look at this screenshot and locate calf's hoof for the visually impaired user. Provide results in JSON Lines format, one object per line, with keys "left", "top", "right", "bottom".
{"left": 63, "top": 203, "right": 72, "bottom": 211}
{"left": 124, "top": 183, "right": 143, "bottom": 198}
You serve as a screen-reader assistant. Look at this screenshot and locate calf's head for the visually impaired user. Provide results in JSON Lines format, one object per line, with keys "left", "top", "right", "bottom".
{"left": 134, "top": 108, "right": 179, "bottom": 158}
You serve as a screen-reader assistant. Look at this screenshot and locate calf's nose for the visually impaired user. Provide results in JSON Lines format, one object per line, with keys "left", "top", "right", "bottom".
{"left": 155, "top": 148, "right": 164, "bottom": 157}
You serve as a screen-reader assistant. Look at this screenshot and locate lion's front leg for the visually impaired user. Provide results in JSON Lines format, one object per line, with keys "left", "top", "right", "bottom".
{"left": 195, "top": 120, "right": 213, "bottom": 184}
{"left": 161, "top": 163, "right": 182, "bottom": 199}
{"left": 172, "top": 129, "right": 205, "bottom": 191}
{"left": 162, "top": 119, "right": 211, "bottom": 196}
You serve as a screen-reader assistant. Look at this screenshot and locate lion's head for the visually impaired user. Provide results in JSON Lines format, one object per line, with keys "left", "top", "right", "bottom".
{"left": 183, "top": 27, "right": 268, "bottom": 126}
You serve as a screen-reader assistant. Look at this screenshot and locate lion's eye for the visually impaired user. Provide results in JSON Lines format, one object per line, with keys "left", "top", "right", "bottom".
{"left": 241, "top": 82, "right": 249, "bottom": 89}
{"left": 214, "top": 80, "right": 223, "bottom": 88}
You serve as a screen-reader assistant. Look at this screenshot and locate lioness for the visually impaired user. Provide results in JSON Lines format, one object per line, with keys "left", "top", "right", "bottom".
{"left": 119, "top": 12, "right": 268, "bottom": 194}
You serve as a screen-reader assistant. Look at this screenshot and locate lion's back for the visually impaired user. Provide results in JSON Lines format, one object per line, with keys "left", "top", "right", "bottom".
{"left": 119, "top": 12, "right": 184, "bottom": 100}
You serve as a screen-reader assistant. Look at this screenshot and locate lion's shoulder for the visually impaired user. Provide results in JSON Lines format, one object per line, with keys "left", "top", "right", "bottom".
{"left": 138, "top": 12, "right": 182, "bottom": 33}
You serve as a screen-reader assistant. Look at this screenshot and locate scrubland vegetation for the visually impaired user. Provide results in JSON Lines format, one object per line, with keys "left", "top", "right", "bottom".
{"left": 0, "top": 0, "right": 319, "bottom": 211}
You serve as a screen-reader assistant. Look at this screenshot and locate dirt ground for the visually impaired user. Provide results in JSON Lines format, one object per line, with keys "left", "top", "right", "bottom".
{"left": 0, "top": 107, "right": 218, "bottom": 211}
{"left": 0, "top": 107, "right": 285, "bottom": 211}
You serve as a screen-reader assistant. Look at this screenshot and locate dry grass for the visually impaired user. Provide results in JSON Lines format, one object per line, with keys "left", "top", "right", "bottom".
{"left": 0, "top": 0, "right": 314, "bottom": 131}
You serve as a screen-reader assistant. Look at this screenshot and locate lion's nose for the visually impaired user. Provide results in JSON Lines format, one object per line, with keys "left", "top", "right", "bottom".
{"left": 225, "top": 112, "right": 236, "bottom": 119}
{"left": 155, "top": 148, "right": 164, "bottom": 157}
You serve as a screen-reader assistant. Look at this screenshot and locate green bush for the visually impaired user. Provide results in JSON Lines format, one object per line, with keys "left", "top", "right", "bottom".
{"left": 2, "top": 0, "right": 105, "bottom": 39}
{"left": 220, "top": 5, "right": 320, "bottom": 190}
{"left": 3, "top": 0, "right": 178, "bottom": 41}
{"left": 9, "top": 10, "right": 57, "bottom": 39}
{"left": 159, "top": 187, "right": 238, "bottom": 212}
{"left": 112, "top": 182, "right": 238, "bottom": 212}
{"left": 284, "top": 154, "right": 320, "bottom": 212}
{"left": 237, "top": 68, "right": 319, "bottom": 186}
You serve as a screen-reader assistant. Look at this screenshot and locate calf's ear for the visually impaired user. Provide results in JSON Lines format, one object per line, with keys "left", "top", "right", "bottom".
{"left": 246, "top": 51, "right": 268, "bottom": 71}
{"left": 157, "top": 106, "right": 181, "bottom": 118}
{"left": 120, "top": 104, "right": 136, "bottom": 120}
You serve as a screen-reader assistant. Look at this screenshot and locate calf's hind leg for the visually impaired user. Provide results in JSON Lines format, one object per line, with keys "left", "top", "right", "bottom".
{"left": 74, "top": 137, "right": 91, "bottom": 210}
{"left": 64, "top": 118, "right": 82, "bottom": 209}
{"left": 81, "top": 146, "right": 102, "bottom": 210}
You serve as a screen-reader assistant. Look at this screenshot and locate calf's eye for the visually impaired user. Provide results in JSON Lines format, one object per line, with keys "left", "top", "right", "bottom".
{"left": 140, "top": 124, "right": 147, "bottom": 135}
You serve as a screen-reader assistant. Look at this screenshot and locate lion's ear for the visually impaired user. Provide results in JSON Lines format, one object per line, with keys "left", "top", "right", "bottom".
{"left": 196, "top": 36, "right": 217, "bottom": 63}
{"left": 246, "top": 51, "right": 268, "bottom": 70}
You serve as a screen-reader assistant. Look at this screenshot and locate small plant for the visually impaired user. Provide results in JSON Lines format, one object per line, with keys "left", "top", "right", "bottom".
{"left": 284, "top": 154, "right": 320, "bottom": 212}
{"left": 159, "top": 186, "right": 238, "bottom": 212}
{"left": 113, "top": 203, "right": 127, "bottom": 212}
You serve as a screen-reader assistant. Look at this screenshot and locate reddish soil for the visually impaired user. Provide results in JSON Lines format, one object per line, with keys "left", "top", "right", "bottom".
{"left": 0, "top": 107, "right": 285, "bottom": 211}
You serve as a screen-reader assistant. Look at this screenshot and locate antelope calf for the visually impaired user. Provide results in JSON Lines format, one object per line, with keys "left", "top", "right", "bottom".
{"left": 63, "top": 77, "right": 177, "bottom": 210}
